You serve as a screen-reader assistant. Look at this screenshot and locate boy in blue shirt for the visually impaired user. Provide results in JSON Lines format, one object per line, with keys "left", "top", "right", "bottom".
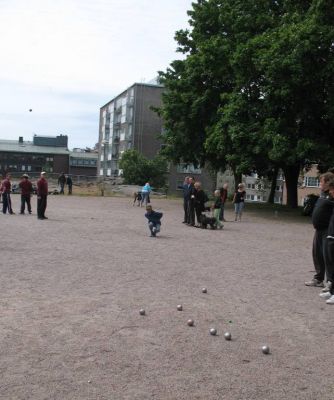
{"left": 145, "top": 205, "right": 163, "bottom": 237}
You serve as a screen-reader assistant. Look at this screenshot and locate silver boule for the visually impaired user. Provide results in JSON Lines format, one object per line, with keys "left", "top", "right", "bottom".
{"left": 177, "top": 304, "right": 183, "bottom": 311}
{"left": 209, "top": 328, "right": 217, "bottom": 336}
{"left": 262, "top": 345, "right": 270, "bottom": 354}
{"left": 139, "top": 309, "right": 146, "bottom": 316}
{"left": 224, "top": 332, "right": 232, "bottom": 340}
{"left": 202, "top": 287, "right": 207, "bottom": 293}
{"left": 187, "top": 319, "right": 194, "bottom": 326}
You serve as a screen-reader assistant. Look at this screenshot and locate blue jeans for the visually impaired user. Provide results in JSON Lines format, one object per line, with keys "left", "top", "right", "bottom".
{"left": 148, "top": 222, "right": 161, "bottom": 236}
{"left": 141, "top": 192, "right": 149, "bottom": 206}
{"left": 234, "top": 202, "right": 244, "bottom": 215}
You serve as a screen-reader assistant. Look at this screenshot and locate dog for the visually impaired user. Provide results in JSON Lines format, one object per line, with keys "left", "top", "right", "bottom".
{"left": 133, "top": 191, "right": 142, "bottom": 206}
{"left": 199, "top": 213, "right": 216, "bottom": 229}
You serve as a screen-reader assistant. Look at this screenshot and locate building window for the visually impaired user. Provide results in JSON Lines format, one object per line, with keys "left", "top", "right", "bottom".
{"left": 177, "top": 163, "right": 202, "bottom": 174}
{"left": 304, "top": 176, "right": 320, "bottom": 187}
{"left": 21, "top": 165, "right": 25, "bottom": 171}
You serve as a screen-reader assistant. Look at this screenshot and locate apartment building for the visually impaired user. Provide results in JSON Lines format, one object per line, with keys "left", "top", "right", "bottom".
{"left": 98, "top": 82, "right": 215, "bottom": 194}
{"left": 217, "top": 169, "right": 284, "bottom": 203}
{"left": 98, "top": 83, "right": 164, "bottom": 178}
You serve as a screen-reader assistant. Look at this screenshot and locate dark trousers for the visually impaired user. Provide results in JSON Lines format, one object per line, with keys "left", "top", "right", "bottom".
{"left": 219, "top": 204, "right": 225, "bottom": 221}
{"left": 326, "top": 239, "right": 334, "bottom": 294}
{"left": 187, "top": 200, "right": 195, "bottom": 225}
{"left": 183, "top": 198, "right": 188, "bottom": 222}
{"left": 21, "top": 195, "right": 32, "bottom": 213}
{"left": 312, "top": 229, "right": 328, "bottom": 282}
{"left": 37, "top": 195, "right": 47, "bottom": 218}
{"left": 195, "top": 207, "right": 202, "bottom": 225}
{"left": 68, "top": 185, "right": 72, "bottom": 195}
{"left": 2, "top": 193, "right": 13, "bottom": 214}
{"left": 59, "top": 183, "right": 65, "bottom": 194}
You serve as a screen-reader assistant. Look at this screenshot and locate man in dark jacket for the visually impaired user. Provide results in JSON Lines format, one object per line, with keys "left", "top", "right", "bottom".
{"left": 58, "top": 172, "right": 66, "bottom": 194}
{"left": 37, "top": 171, "right": 48, "bottom": 220}
{"left": 319, "top": 180, "right": 334, "bottom": 304}
{"left": 305, "top": 172, "right": 334, "bottom": 288}
{"left": 19, "top": 174, "right": 33, "bottom": 214}
{"left": 178, "top": 176, "right": 190, "bottom": 223}
{"left": 1, "top": 173, "right": 14, "bottom": 214}
{"left": 145, "top": 205, "right": 163, "bottom": 237}
{"left": 187, "top": 177, "right": 196, "bottom": 226}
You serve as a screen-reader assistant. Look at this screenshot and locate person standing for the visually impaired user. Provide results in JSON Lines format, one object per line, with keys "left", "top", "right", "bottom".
{"left": 1, "top": 173, "right": 14, "bottom": 214}
{"left": 178, "top": 176, "right": 190, "bottom": 223}
{"left": 319, "top": 179, "right": 334, "bottom": 303}
{"left": 305, "top": 172, "right": 334, "bottom": 287}
{"left": 194, "top": 181, "right": 208, "bottom": 226}
{"left": 232, "top": 183, "right": 246, "bottom": 221}
{"left": 19, "top": 174, "right": 33, "bottom": 214}
{"left": 219, "top": 183, "right": 228, "bottom": 222}
{"left": 66, "top": 175, "right": 73, "bottom": 195}
{"left": 37, "top": 171, "right": 48, "bottom": 220}
{"left": 58, "top": 172, "right": 66, "bottom": 194}
{"left": 140, "top": 182, "right": 151, "bottom": 207}
{"left": 187, "top": 177, "right": 196, "bottom": 226}
{"left": 212, "top": 190, "right": 224, "bottom": 229}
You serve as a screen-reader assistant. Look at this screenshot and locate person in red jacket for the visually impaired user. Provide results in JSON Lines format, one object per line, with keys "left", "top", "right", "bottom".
{"left": 1, "top": 173, "right": 14, "bottom": 214}
{"left": 37, "top": 171, "right": 48, "bottom": 220}
{"left": 19, "top": 174, "right": 33, "bottom": 214}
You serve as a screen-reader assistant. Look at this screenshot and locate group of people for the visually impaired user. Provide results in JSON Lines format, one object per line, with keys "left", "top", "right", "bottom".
{"left": 0, "top": 171, "right": 49, "bottom": 219}
{"left": 179, "top": 176, "right": 246, "bottom": 229}
{"left": 58, "top": 173, "right": 73, "bottom": 195}
{"left": 305, "top": 171, "right": 334, "bottom": 304}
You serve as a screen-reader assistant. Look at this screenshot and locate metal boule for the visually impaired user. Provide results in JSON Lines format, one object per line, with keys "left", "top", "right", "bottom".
{"left": 209, "top": 328, "right": 217, "bottom": 336}
{"left": 224, "top": 332, "right": 232, "bottom": 340}
{"left": 262, "top": 345, "right": 270, "bottom": 354}
{"left": 139, "top": 309, "right": 146, "bottom": 316}
{"left": 177, "top": 304, "right": 183, "bottom": 311}
{"left": 187, "top": 319, "right": 194, "bottom": 326}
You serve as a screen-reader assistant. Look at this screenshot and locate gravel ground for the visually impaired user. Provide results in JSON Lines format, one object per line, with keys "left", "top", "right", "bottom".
{"left": 0, "top": 195, "right": 333, "bottom": 400}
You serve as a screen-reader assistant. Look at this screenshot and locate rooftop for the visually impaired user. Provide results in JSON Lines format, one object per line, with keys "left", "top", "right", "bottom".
{"left": 0, "top": 139, "right": 70, "bottom": 155}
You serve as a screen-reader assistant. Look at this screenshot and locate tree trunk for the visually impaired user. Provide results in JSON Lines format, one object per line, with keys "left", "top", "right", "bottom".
{"left": 232, "top": 168, "right": 242, "bottom": 191}
{"left": 267, "top": 167, "right": 278, "bottom": 204}
{"left": 283, "top": 164, "right": 300, "bottom": 208}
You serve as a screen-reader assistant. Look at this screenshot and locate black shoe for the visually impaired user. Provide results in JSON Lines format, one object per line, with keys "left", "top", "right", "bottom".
{"left": 43, "top": 216, "right": 48, "bottom": 219}
{"left": 19, "top": 212, "right": 24, "bottom": 214}
{"left": 29, "top": 212, "right": 32, "bottom": 214}
{"left": 38, "top": 217, "right": 44, "bottom": 220}
{"left": 10, "top": 212, "right": 15, "bottom": 215}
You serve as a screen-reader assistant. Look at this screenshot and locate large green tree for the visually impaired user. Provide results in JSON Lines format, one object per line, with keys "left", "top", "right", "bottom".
{"left": 158, "top": 0, "right": 334, "bottom": 207}
{"left": 119, "top": 150, "right": 168, "bottom": 189}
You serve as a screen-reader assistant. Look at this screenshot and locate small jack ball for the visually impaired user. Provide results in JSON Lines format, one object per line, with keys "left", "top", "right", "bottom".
{"left": 209, "top": 328, "right": 217, "bottom": 336}
{"left": 202, "top": 287, "right": 207, "bottom": 293}
{"left": 177, "top": 305, "right": 183, "bottom": 311}
{"left": 224, "top": 332, "right": 232, "bottom": 341}
{"left": 139, "top": 309, "right": 145, "bottom": 316}
{"left": 187, "top": 319, "right": 194, "bottom": 326}
{"left": 262, "top": 345, "right": 270, "bottom": 354}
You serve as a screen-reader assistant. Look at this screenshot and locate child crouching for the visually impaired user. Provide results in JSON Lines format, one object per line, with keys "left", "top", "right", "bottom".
{"left": 145, "top": 205, "right": 163, "bottom": 237}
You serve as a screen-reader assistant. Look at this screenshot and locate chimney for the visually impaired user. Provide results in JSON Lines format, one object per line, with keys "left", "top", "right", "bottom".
{"left": 19, "top": 136, "right": 23, "bottom": 143}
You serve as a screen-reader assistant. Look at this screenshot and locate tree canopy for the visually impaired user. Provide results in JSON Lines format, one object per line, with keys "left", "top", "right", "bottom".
{"left": 119, "top": 149, "right": 168, "bottom": 189}
{"left": 158, "top": 0, "right": 334, "bottom": 207}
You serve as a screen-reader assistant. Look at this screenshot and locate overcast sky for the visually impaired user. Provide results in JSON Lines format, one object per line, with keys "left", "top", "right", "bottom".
{"left": 0, "top": 0, "right": 193, "bottom": 149}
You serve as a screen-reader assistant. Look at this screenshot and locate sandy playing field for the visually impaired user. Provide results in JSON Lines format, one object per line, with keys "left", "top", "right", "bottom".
{"left": 0, "top": 195, "right": 333, "bottom": 399}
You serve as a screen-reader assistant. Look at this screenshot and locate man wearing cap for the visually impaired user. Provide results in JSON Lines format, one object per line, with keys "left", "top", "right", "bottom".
{"left": 19, "top": 174, "right": 33, "bottom": 214}
{"left": 1, "top": 173, "right": 14, "bottom": 214}
{"left": 37, "top": 171, "right": 48, "bottom": 220}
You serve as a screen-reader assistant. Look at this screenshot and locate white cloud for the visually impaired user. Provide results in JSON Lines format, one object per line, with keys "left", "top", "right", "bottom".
{"left": 0, "top": 0, "right": 193, "bottom": 148}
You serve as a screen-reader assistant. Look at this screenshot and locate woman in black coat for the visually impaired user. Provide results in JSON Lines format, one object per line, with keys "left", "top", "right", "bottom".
{"left": 194, "top": 181, "right": 208, "bottom": 227}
